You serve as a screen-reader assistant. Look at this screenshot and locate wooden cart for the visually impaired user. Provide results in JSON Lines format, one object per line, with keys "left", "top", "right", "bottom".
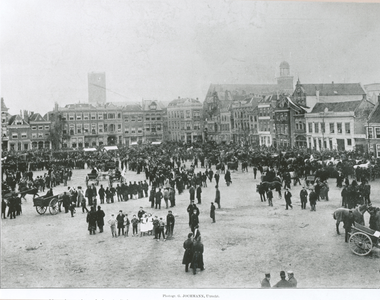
{"left": 348, "top": 222, "right": 380, "bottom": 256}
{"left": 33, "top": 195, "right": 62, "bottom": 215}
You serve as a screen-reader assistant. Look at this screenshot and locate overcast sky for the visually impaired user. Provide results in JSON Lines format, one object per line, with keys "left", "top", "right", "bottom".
{"left": 1, "top": 0, "right": 380, "bottom": 115}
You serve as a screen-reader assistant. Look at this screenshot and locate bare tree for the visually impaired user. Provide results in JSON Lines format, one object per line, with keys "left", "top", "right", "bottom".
{"left": 47, "top": 112, "right": 69, "bottom": 150}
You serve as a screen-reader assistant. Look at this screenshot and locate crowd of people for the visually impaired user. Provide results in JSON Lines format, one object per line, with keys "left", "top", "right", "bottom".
{"left": 2, "top": 141, "right": 380, "bottom": 284}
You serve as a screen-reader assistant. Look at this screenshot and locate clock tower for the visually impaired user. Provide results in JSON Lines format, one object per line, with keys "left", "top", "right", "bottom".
{"left": 292, "top": 78, "right": 306, "bottom": 106}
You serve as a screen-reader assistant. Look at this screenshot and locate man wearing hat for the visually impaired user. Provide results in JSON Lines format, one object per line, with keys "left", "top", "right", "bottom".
{"left": 300, "top": 186, "right": 308, "bottom": 210}
{"left": 273, "top": 271, "right": 292, "bottom": 288}
{"left": 166, "top": 210, "right": 175, "bottom": 238}
{"left": 287, "top": 271, "right": 297, "bottom": 287}
{"left": 261, "top": 273, "right": 271, "bottom": 288}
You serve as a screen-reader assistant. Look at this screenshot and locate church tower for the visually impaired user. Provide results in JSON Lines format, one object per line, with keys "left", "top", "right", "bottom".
{"left": 277, "top": 61, "right": 294, "bottom": 94}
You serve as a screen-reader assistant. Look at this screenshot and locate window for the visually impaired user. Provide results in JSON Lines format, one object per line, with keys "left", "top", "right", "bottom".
{"left": 330, "top": 123, "right": 335, "bottom": 134}
{"left": 368, "top": 127, "right": 373, "bottom": 139}
{"left": 151, "top": 117, "right": 156, "bottom": 121}
{"left": 21, "top": 132, "right": 27, "bottom": 139}
{"left": 321, "top": 123, "right": 325, "bottom": 133}
{"left": 347, "top": 139, "right": 352, "bottom": 146}
{"left": 186, "top": 122, "right": 191, "bottom": 130}
{"left": 32, "top": 133, "right": 37, "bottom": 138}
{"left": 308, "top": 123, "right": 313, "bottom": 133}
{"left": 83, "top": 113, "right": 89, "bottom": 120}
{"left": 98, "top": 114, "right": 103, "bottom": 120}
{"left": 156, "top": 117, "right": 161, "bottom": 121}
{"left": 108, "top": 113, "right": 115, "bottom": 119}
{"left": 98, "top": 124, "right": 103, "bottom": 133}
{"left": 62, "top": 114, "right": 67, "bottom": 121}
{"left": 376, "top": 127, "right": 380, "bottom": 139}
{"left": 24, "top": 143, "right": 28, "bottom": 150}
{"left": 345, "top": 123, "right": 350, "bottom": 134}
{"left": 77, "top": 124, "right": 82, "bottom": 134}
{"left": 117, "top": 113, "right": 121, "bottom": 119}
{"left": 91, "top": 113, "right": 96, "bottom": 120}
{"left": 104, "top": 124, "right": 108, "bottom": 132}
{"left": 145, "top": 117, "right": 150, "bottom": 121}
{"left": 45, "top": 125, "right": 50, "bottom": 130}
{"left": 131, "top": 128, "right": 136, "bottom": 134}
{"left": 12, "top": 133, "right": 18, "bottom": 139}
{"left": 145, "top": 125, "right": 150, "bottom": 132}
{"left": 186, "top": 110, "right": 191, "bottom": 118}
{"left": 84, "top": 124, "right": 89, "bottom": 133}
{"left": 125, "top": 128, "right": 129, "bottom": 134}
{"left": 131, "top": 116, "right": 135, "bottom": 122}
{"left": 315, "top": 123, "right": 319, "bottom": 133}
{"left": 32, "top": 126, "right": 37, "bottom": 130}
{"left": 337, "top": 123, "right": 342, "bottom": 134}
{"left": 103, "top": 113, "right": 107, "bottom": 120}
{"left": 69, "top": 114, "right": 74, "bottom": 120}
{"left": 38, "top": 126, "right": 43, "bottom": 130}
{"left": 137, "top": 116, "right": 142, "bottom": 122}
{"left": 38, "top": 133, "right": 43, "bottom": 138}
{"left": 76, "top": 113, "right": 82, "bottom": 120}
{"left": 118, "top": 124, "right": 122, "bottom": 132}
{"left": 138, "top": 127, "right": 142, "bottom": 134}
{"left": 124, "top": 116, "right": 129, "bottom": 122}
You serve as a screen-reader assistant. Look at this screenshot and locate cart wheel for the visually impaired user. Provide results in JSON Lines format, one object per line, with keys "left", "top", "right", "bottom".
{"left": 49, "top": 198, "right": 59, "bottom": 215}
{"left": 349, "top": 232, "right": 373, "bottom": 256}
{"left": 36, "top": 206, "right": 47, "bottom": 215}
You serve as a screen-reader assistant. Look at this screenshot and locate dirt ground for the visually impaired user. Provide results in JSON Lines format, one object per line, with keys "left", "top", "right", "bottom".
{"left": 1, "top": 164, "right": 380, "bottom": 292}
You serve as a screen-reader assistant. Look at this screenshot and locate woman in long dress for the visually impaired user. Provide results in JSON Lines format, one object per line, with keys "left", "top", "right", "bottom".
{"left": 140, "top": 214, "right": 149, "bottom": 236}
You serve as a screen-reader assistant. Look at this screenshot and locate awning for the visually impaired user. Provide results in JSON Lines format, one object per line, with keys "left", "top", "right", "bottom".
{"left": 152, "top": 142, "right": 162, "bottom": 145}
{"left": 104, "top": 146, "right": 118, "bottom": 151}
{"left": 83, "top": 148, "right": 97, "bottom": 152}
{"left": 130, "top": 142, "right": 138, "bottom": 146}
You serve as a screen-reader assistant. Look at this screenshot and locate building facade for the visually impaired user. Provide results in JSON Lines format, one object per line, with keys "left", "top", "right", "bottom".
{"left": 141, "top": 100, "right": 164, "bottom": 143}
{"left": 365, "top": 96, "right": 380, "bottom": 157}
{"left": 167, "top": 97, "right": 203, "bottom": 143}
{"left": 1, "top": 98, "right": 10, "bottom": 150}
{"left": 306, "top": 98, "right": 374, "bottom": 152}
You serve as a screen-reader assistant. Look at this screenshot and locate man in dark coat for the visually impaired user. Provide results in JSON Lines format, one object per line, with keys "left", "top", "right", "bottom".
{"left": 215, "top": 185, "right": 221, "bottom": 209}
{"left": 182, "top": 233, "right": 193, "bottom": 272}
{"left": 149, "top": 187, "right": 156, "bottom": 208}
{"left": 1, "top": 198, "right": 7, "bottom": 219}
{"left": 273, "top": 271, "right": 292, "bottom": 288}
{"left": 343, "top": 210, "right": 355, "bottom": 242}
{"left": 261, "top": 273, "right": 271, "bottom": 288}
{"left": 190, "top": 209, "right": 199, "bottom": 233}
{"left": 224, "top": 170, "right": 231, "bottom": 185}
{"left": 309, "top": 188, "right": 318, "bottom": 212}
{"left": 214, "top": 173, "right": 220, "bottom": 186}
{"left": 190, "top": 237, "right": 204, "bottom": 275}
{"left": 96, "top": 206, "right": 105, "bottom": 233}
{"left": 196, "top": 185, "right": 202, "bottom": 204}
{"left": 284, "top": 188, "right": 293, "bottom": 210}
{"left": 210, "top": 202, "right": 216, "bottom": 223}
{"left": 300, "top": 186, "right": 308, "bottom": 210}
{"left": 62, "top": 192, "right": 71, "bottom": 213}
{"left": 155, "top": 188, "right": 163, "bottom": 209}
{"left": 142, "top": 180, "right": 149, "bottom": 198}
{"left": 166, "top": 210, "right": 175, "bottom": 238}
{"left": 187, "top": 200, "right": 196, "bottom": 227}
{"left": 189, "top": 185, "right": 195, "bottom": 202}
{"left": 98, "top": 185, "right": 105, "bottom": 204}
{"left": 86, "top": 206, "right": 97, "bottom": 235}
{"left": 116, "top": 210, "right": 125, "bottom": 236}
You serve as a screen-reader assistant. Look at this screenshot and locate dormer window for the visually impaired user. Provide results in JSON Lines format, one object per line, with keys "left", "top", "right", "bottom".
{"left": 149, "top": 102, "right": 157, "bottom": 110}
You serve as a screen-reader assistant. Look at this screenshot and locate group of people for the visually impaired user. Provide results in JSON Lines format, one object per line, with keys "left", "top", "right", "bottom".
{"left": 261, "top": 271, "right": 297, "bottom": 288}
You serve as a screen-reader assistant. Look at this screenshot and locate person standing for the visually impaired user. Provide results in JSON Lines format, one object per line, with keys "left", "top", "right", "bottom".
{"left": 284, "top": 188, "right": 293, "bottom": 210}
{"left": 86, "top": 206, "right": 97, "bottom": 235}
{"left": 187, "top": 200, "right": 196, "bottom": 227}
{"left": 190, "top": 209, "right": 200, "bottom": 233}
{"left": 157, "top": 217, "right": 166, "bottom": 241}
{"left": 155, "top": 188, "right": 163, "bottom": 209}
{"left": 163, "top": 187, "right": 170, "bottom": 209}
{"left": 191, "top": 237, "right": 205, "bottom": 275}
{"left": 196, "top": 185, "right": 202, "bottom": 204}
{"left": 166, "top": 210, "right": 175, "bottom": 238}
{"left": 342, "top": 210, "right": 355, "bottom": 242}
{"left": 96, "top": 206, "right": 105, "bottom": 233}
{"left": 1, "top": 198, "right": 7, "bottom": 219}
{"left": 131, "top": 215, "right": 139, "bottom": 237}
{"left": 189, "top": 185, "right": 195, "bottom": 202}
{"left": 214, "top": 172, "right": 220, "bottom": 186}
{"left": 182, "top": 233, "right": 193, "bottom": 272}
{"left": 169, "top": 187, "right": 176, "bottom": 207}
{"left": 309, "top": 188, "right": 318, "bottom": 212}
{"left": 253, "top": 166, "right": 257, "bottom": 180}
{"left": 261, "top": 273, "right": 271, "bottom": 288}
{"left": 98, "top": 185, "right": 105, "bottom": 204}
{"left": 108, "top": 214, "right": 117, "bottom": 237}
{"left": 225, "top": 170, "right": 231, "bottom": 186}
{"left": 300, "top": 186, "right": 308, "bottom": 210}
{"left": 62, "top": 191, "right": 71, "bottom": 213}
{"left": 266, "top": 188, "right": 273, "bottom": 207}
{"left": 149, "top": 187, "right": 155, "bottom": 208}
{"left": 287, "top": 271, "right": 297, "bottom": 287}
{"left": 210, "top": 202, "right": 216, "bottom": 223}
{"left": 116, "top": 210, "right": 125, "bottom": 236}
{"left": 215, "top": 185, "right": 221, "bottom": 209}
{"left": 123, "top": 214, "right": 130, "bottom": 237}
{"left": 152, "top": 216, "right": 160, "bottom": 239}
{"left": 272, "top": 271, "right": 292, "bottom": 288}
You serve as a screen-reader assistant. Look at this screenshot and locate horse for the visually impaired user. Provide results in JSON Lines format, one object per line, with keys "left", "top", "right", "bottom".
{"left": 18, "top": 186, "right": 39, "bottom": 200}
{"left": 227, "top": 161, "right": 238, "bottom": 171}
{"left": 260, "top": 180, "right": 282, "bottom": 192}
{"left": 333, "top": 204, "right": 368, "bottom": 235}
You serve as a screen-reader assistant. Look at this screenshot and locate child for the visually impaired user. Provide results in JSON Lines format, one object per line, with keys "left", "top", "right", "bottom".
{"left": 108, "top": 214, "right": 117, "bottom": 237}
{"left": 131, "top": 215, "right": 139, "bottom": 237}
{"left": 124, "top": 214, "right": 130, "bottom": 237}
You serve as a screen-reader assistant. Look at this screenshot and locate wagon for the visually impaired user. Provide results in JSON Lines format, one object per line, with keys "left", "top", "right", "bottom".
{"left": 348, "top": 222, "right": 380, "bottom": 256}
{"left": 85, "top": 173, "right": 99, "bottom": 186}
{"left": 33, "top": 194, "right": 62, "bottom": 215}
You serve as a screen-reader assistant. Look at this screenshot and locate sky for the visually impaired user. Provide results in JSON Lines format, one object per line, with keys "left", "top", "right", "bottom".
{"left": 1, "top": 0, "right": 380, "bottom": 115}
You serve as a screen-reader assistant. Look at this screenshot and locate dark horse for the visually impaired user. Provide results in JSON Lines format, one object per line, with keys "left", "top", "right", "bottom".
{"left": 19, "top": 187, "right": 39, "bottom": 200}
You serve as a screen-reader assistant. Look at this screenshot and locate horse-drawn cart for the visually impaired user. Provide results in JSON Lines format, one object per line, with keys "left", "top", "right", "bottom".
{"left": 85, "top": 173, "right": 99, "bottom": 186}
{"left": 33, "top": 195, "right": 62, "bottom": 215}
{"left": 348, "top": 222, "right": 380, "bottom": 256}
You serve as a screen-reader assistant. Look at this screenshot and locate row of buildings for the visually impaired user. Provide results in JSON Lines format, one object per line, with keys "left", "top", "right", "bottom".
{"left": 2, "top": 63, "right": 380, "bottom": 157}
